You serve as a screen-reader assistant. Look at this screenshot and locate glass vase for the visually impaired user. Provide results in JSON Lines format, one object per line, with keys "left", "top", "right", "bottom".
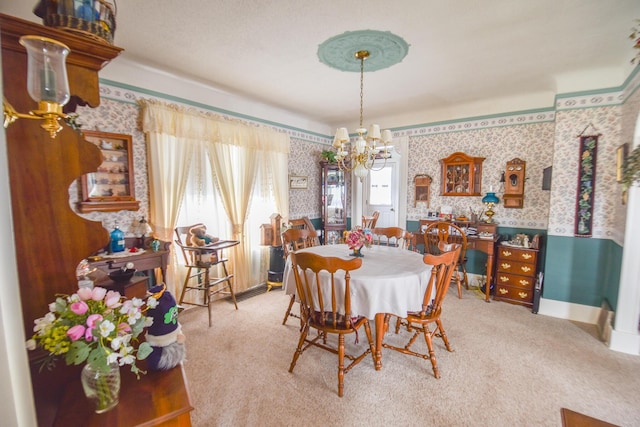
{"left": 350, "top": 247, "right": 364, "bottom": 257}
{"left": 81, "top": 362, "right": 121, "bottom": 414}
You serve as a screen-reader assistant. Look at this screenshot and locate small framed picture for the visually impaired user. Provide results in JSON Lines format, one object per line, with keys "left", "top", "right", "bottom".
{"left": 617, "top": 143, "right": 628, "bottom": 183}
{"left": 289, "top": 175, "right": 308, "bottom": 189}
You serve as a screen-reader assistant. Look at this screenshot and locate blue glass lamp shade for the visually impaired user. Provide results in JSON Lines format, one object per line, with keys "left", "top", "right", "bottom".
{"left": 482, "top": 192, "right": 499, "bottom": 204}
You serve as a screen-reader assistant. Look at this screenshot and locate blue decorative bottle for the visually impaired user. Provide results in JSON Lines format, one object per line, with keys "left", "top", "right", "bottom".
{"left": 110, "top": 225, "right": 125, "bottom": 253}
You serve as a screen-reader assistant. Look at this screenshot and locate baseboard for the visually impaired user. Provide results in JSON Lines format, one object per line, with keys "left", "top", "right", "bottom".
{"left": 536, "top": 298, "right": 601, "bottom": 324}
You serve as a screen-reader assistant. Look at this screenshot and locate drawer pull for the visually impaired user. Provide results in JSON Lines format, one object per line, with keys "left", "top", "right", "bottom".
{"left": 499, "top": 288, "right": 508, "bottom": 294}
{"left": 500, "top": 276, "right": 509, "bottom": 282}
{"left": 518, "top": 292, "right": 528, "bottom": 298}
{"left": 519, "top": 279, "right": 529, "bottom": 286}
{"left": 521, "top": 253, "right": 533, "bottom": 260}
{"left": 520, "top": 266, "right": 531, "bottom": 273}
{"left": 501, "top": 263, "right": 511, "bottom": 269}
{"left": 502, "top": 250, "right": 512, "bottom": 256}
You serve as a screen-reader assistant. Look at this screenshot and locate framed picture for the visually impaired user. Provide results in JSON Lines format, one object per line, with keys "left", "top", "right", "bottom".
{"left": 616, "top": 143, "right": 628, "bottom": 183}
{"left": 289, "top": 175, "right": 308, "bottom": 189}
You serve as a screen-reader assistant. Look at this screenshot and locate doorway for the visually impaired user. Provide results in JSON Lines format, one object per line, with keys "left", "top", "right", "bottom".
{"left": 364, "top": 160, "right": 398, "bottom": 227}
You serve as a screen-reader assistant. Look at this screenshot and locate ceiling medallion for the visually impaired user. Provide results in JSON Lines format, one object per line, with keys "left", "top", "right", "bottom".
{"left": 317, "top": 29, "right": 409, "bottom": 72}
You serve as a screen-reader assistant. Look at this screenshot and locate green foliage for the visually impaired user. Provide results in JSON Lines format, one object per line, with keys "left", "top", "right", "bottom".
{"left": 321, "top": 149, "right": 337, "bottom": 163}
{"left": 623, "top": 145, "right": 640, "bottom": 190}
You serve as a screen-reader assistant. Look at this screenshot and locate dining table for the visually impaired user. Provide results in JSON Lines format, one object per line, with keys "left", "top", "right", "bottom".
{"left": 282, "top": 243, "right": 432, "bottom": 370}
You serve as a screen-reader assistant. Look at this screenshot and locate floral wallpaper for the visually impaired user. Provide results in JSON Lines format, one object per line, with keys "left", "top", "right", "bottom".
{"left": 548, "top": 106, "right": 621, "bottom": 239}
{"left": 81, "top": 79, "right": 639, "bottom": 245}
{"left": 405, "top": 122, "right": 555, "bottom": 229}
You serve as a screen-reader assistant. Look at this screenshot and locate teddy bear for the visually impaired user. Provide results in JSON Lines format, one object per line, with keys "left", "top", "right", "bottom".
{"left": 187, "top": 224, "right": 219, "bottom": 246}
{"left": 145, "top": 284, "right": 186, "bottom": 371}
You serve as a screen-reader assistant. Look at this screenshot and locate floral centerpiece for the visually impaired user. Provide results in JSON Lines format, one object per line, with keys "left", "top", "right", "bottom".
{"left": 343, "top": 226, "right": 373, "bottom": 257}
{"left": 26, "top": 286, "right": 157, "bottom": 413}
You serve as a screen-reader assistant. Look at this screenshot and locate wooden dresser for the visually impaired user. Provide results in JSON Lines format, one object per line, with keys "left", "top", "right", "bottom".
{"left": 494, "top": 245, "right": 539, "bottom": 307}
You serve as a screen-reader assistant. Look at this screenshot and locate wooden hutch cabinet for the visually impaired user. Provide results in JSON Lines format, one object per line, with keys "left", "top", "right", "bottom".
{"left": 1, "top": 13, "right": 191, "bottom": 426}
{"left": 320, "top": 160, "right": 347, "bottom": 244}
{"left": 494, "top": 245, "right": 540, "bottom": 308}
{"left": 440, "top": 152, "right": 485, "bottom": 196}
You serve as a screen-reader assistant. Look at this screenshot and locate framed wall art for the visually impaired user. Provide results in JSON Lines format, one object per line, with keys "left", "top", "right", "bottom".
{"left": 289, "top": 175, "right": 308, "bottom": 189}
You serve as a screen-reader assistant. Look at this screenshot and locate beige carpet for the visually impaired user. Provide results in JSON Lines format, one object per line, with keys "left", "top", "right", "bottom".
{"left": 178, "top": 286, "right": 640, "bottom": 427}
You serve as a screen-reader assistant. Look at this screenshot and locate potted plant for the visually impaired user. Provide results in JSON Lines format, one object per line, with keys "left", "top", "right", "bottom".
{"left": 622, "top": 145, "right": 640, "bottom": 190}
{"left": 321, "top": 149, "right": 337, "bottom": 163}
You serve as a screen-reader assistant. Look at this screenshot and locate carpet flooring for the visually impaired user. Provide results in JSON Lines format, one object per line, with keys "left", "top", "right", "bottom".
{"left": 178, "top": 285, "right": 640, "bottom": 427}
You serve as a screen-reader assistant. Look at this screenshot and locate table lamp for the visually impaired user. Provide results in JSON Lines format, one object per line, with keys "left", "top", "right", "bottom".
{"left": 482, "top": 191, "right": 500, "bottom": 223}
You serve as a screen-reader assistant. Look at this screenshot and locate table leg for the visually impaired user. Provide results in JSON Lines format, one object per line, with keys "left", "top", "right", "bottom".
{"left": 374, "top": 313, "right": 385, "bottom": 370}
{"left": 485, "top": 251, "right": 494, "bottom": 302}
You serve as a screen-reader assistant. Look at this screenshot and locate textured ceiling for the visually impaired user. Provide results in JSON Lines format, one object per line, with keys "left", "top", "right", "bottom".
{"left": 2, "top": 1, "right": 639, "bottom": 131}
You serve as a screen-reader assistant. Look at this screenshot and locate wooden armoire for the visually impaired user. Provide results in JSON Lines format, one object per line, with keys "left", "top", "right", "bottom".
{"left": 2, "top": 13, "right": 192, "bottom": 426}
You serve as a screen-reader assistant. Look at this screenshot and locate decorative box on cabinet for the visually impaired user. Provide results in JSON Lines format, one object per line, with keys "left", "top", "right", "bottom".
{"left": 494, "top": 246, "right": 539, "bottom": 307}
{"left": 440, "top": 152, "right": 485, "bottom": 196}
{"left": 320, "top": 160, "right": 347, "bottom": 244}
{"left": 78, "top": 130, "right": 140, "bottom": 212}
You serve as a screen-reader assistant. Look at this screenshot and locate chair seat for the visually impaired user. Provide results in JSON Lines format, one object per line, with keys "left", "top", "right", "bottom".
{"left": 309, "top": 312, "right": 367, "bottom": 331}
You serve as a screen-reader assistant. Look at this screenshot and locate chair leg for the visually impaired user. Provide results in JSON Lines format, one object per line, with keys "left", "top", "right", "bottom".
{"left": 220, "top": 261, "right": 238, "bottom": 310}
{"left": 282, "top": 294, "right": 296, "bottom": 325}
{"left": 422, "top": 327, "right": 440, "bottom": 379}
{"left": 177, "top": 266, "right": 192, "bottom": 306}
{"left": 461, "top": 264, "right": 469, "bottom": 290}
{"left": 337, "top": 333, "right": 345, "bottom": 397}
{"left": 435, "top": 319, "right": 453, "bottom": 352}
{"left": 288, "top": 322, "right": 309, "bottom": 372}
{"left": 455, "top": 270, "right": 463, "bottom": 299}
{"left": 204, "top": 269, "right": 213, "bottom": 328}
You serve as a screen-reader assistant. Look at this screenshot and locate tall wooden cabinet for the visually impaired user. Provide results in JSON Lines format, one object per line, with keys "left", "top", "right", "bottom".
{"left": 320, "top": 160, "right": 347, "bottom": 244}
{"left": 1, "top": 14, "right": 192, "bottom": 426}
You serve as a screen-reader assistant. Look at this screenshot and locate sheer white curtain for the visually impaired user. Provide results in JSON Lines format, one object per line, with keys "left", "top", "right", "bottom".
{"left": 139, "top": 99, "right": 289, "bottom": 296}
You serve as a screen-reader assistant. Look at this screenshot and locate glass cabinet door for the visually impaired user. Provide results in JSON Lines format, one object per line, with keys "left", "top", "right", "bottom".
{"left": 321, "top": 161, "right": 347, "bottom": 243}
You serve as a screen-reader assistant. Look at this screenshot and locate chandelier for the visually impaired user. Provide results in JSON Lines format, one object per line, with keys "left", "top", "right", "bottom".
{"left": 331, "top": 50, "right": 392, "bottom": 181}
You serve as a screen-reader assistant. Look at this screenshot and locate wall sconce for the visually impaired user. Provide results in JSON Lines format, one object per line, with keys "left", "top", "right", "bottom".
{"left": 3, "top": 35, "right": 71, "bottom": 139}
{"left": 481, "top": 190, "right": 500, "bottom": 223}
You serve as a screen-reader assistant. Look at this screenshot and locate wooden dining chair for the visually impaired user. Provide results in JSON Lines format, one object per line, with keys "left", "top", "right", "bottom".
{"left": 281, "top": 227, "right": 319, "bottom": 325}
{"left": 371, "top": 226, "right": 403, "bottom": 247}
{"left": 174, "top": 224, "right": 238, "bottom": 327}
{"left": 288, "top": 251, "right": 375, "bottom": 397}
{"left": 362, "top": 210, "right": 380, "bottom": 229}
{"left": 287, "top": 216, "right": 320, "bottom": 246}
{"left": 382, "top": 244, "right": 461, "bottom": 379}
{"left": 422, "top": 221, "right": 468, "bottom": 298}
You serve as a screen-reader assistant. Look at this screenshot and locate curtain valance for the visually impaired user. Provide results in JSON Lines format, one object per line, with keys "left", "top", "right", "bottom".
{"left": 139, "top": 99, "right": 290, "bottom": 154}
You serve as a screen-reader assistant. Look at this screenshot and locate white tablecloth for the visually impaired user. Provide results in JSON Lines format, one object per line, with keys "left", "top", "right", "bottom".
{"left": 283, "top": 244, "right": 431, "bottom": 319}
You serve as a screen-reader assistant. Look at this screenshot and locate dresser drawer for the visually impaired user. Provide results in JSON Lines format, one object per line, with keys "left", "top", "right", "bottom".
{"left": 497, "top": 247, "right": 537, "bottom": 265}
{"left": 496, "top": 259, "right": 536, "bottom": 277}
{"left": 495, "top": 272, "right": 535, "bottom": 289}
{"left": 495, "top": 284, "right": 533, "bottom": 304}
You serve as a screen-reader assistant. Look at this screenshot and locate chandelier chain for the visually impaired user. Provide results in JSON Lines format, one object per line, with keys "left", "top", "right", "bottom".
{"left": 359, "top": 55, "right": 364, "bottom": 129}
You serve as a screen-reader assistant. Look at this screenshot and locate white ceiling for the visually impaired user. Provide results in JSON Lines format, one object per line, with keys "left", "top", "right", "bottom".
{"left": 3, "top": 1, "right": 640, "bottom": 131}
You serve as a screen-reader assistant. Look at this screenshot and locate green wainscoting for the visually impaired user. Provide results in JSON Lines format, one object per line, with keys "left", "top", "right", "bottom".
{"left": 544, "top": 235, "right": 622, "bottom": 308}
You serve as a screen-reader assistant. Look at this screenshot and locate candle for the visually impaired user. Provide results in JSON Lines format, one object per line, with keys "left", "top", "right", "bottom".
{"left": 489, "top": 185, "right": 493, "bottom": 192}
{"left": 41, "top": 58, "right": 57, "bottom": 102}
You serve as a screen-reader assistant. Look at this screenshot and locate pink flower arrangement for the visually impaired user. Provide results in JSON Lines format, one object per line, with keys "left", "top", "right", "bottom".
{"left": 26, "top": 286, "right": 158, "bottom": 377}
{"left": 343, "top": 227, "right": 373, "bottom": 250}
